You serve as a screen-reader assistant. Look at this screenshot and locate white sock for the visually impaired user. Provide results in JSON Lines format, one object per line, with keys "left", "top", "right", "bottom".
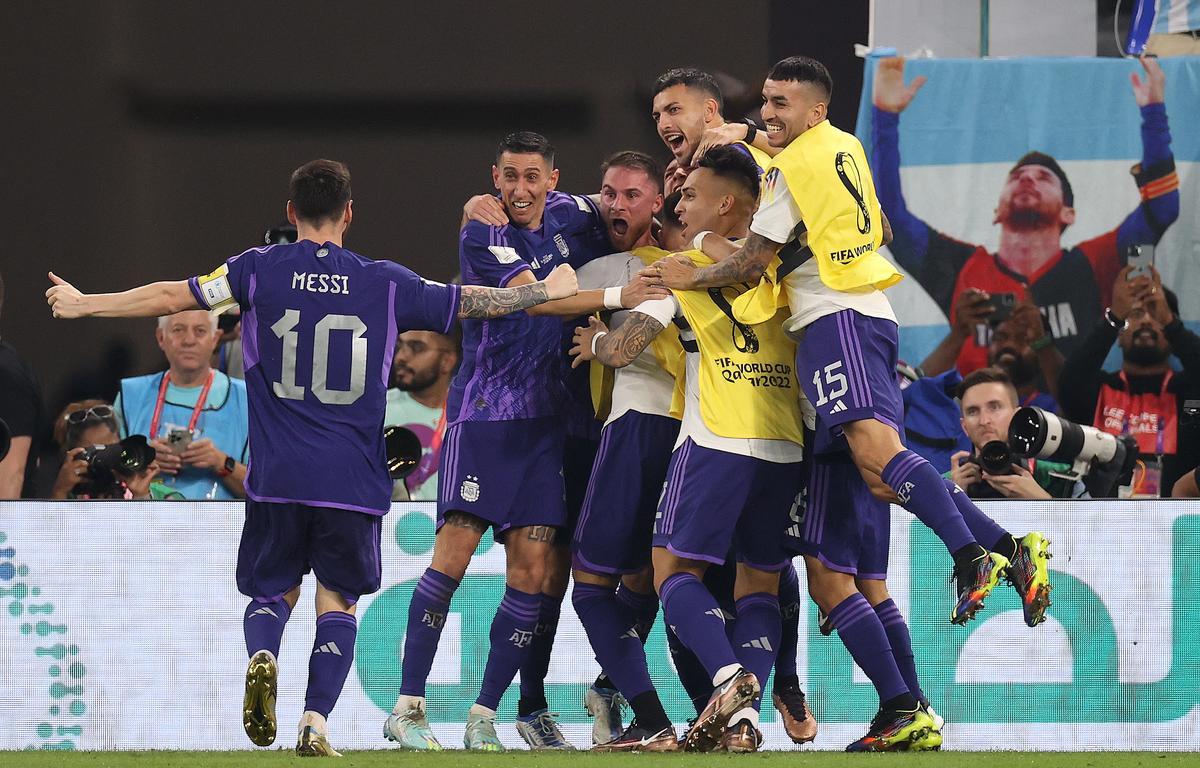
{"left": 730, "top": 707, "right": 758, "bottom": 728}
{"left": 299, "top": 710, "right": 327, "bottom": 735}
{"left": 393, "top": 694, "right": 425, "bottom": 715}
{"left": 469, "top": 703, "right": 496, "bottom": 718}
{"left": 712, "top": 663, "right": 741, "bottom": 687}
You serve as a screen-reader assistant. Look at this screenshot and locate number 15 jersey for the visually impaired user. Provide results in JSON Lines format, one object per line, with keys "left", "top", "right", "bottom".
{"left": 189, "top": 240, "right": 460, "bottom": 515}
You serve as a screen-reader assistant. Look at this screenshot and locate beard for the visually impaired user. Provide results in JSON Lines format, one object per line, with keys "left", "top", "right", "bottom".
{"left": 1124, "top": 343, "right": 1170, "bottom": 367}
{"left": 993, "top": 348, "right": 1040, "bottom": 387}
{"left": 1004, "top": 205, "right": 1056, "bottom": 231}
{"left": 393, "top": 366, "right": 440, "bottom": 393}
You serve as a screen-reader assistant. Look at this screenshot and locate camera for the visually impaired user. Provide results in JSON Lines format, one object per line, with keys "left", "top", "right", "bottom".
{"left": 988, "top": 292, "right": 1017, "bottom": 325}
{"left": 1007, "top": 407, "right": 1138, "bottom": 497}
{"left": 384, "top": 425, "right": 422, "bottom": 480}
{"left": 962, "top": 440, "right": 1022, "bottom": 497}
{"left": 76, "top": 435, "right": 157, "bottom": 496}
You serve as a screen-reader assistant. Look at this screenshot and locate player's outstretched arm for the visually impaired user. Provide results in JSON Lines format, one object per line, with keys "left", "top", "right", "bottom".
{"left": 457, "top": 264, "right": 578, "bottom": 319}
{"left": 650, "top": 233, "right": 782, "bottom": 291}
{"left": 46, "top": 272, "right": 200, "bottom": 319}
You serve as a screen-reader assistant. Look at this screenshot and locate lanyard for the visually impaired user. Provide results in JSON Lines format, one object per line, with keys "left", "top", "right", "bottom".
{"left": 149, "top": 369, "right": 215, "bottom": 438}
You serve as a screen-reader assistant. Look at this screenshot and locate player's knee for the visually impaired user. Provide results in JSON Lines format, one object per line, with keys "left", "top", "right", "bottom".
{"left": 622, "top": 568, "right": 654, "bottom": 595}
{"left": 733, "top": 563, "right": 780, "bottom": 600}
{"left": 803, "top": 556, "right": 856, "bottom": 613}
{"left": 855, "top": 578, "right": 890, "bottom": 606}
{"left": 843, "top": 420, "right": 903, "bottom": 476}
{"left": 506, "top": 556, "right": 547, "bottom": 594}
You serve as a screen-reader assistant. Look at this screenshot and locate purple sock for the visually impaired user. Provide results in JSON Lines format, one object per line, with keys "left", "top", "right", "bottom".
{"left": 828, "top": 594, "right": 908, "bottom": 703}
{"left": 666, "top": 626, "right": 713, "bottom": 714}
{"left": 775, "top": 563, "right": 801, "bottom": 680}
{"left": 874, "top": 599, "right": 925, "bottom": 704}
{"left": 477, "top": 586, "right": 541, "bottom": 710}
{"left": 243, "top": 597, "right": 292, "bottom": 658}
{"left": 615, "top": 582, "right": 660, "bottom": 642}
{"left": 943, "top": 478, "right": 1010, "bottom": 551}
{"left": 731, "top": 593, "right": 781, "bottom": 710}
{"left": 399, "top": 568, "right": 458, "bottom": 697}
{"left": 572, "top": 582, "right": 654, "bottom": 699}
{"left": 882, "top": 450, "right": 977, "bottom": 554}
{"left": 659, "top": 572, "right": 738, "bottom": 680}
{"left": 304, "top": 611, "right": 357, "bottom": 718}
{"left": 518, "top": 593, "right": 562, "bottom": 706}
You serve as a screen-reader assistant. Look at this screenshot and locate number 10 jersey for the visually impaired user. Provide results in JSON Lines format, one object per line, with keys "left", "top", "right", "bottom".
{"left": 189, "top": 240, "right": 460, "bottom": 514}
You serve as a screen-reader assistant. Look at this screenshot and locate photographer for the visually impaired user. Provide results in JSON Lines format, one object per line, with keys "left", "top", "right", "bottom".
{"left": 114, "top": 309, "right": 249, "bottom": 500}
{"left": 1058, "top": 266, "right": 1200, "bottom": 495}
{"left": 49, "top": 400, "right": 181, "bottom": 500}
{"left": 949, "top": 368, "right": 1086, "bottom": 499}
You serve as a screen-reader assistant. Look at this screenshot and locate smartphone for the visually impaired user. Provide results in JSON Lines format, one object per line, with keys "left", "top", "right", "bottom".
{"left": 1127, "top": 244, "right": 1154, "bottom": 281}
{"left": 167, "top": 428, "right": 194, "bottom": 453}
{"left": 989, "top": 292, "right": 1017, "bottom": 325}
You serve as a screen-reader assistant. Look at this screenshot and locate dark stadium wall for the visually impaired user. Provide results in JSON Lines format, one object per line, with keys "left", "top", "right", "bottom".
{"left": 2, "top": 1, "right": 777, "bottom": 420}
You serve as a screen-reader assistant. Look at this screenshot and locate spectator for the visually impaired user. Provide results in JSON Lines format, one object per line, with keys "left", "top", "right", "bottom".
{"left": 872, "top": 56, "right": 1179, "bottom": 374}
{"left": 115, "top": 309, "right": 249, "bottom": 500}
{"left": 901, "top": 367, "right": 972, "bottom": 475}
{"left": 48, "top": 399, "right": 181, "bottom": 500}
{"left": 1146, "top": 1, "right": 1200, "bottom": 56}
{"left": 1058, "top": 266, "right": 1200, "bottom": 495}
{"left": 922, "top": 294, "right": 1063, "bottom": 411}
{"left": 948, "top": 368, "right": 1086, "bottom": 499}
{"left": 0, "top": 271, "right": 46, "bottom": 498}
{"left": 385, "top": 330, "right": 459, "bottom": 501}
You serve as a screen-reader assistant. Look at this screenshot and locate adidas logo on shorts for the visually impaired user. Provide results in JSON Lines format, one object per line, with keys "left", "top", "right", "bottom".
{"left": 829, "top": 400, "right": 848, "bottom": 413}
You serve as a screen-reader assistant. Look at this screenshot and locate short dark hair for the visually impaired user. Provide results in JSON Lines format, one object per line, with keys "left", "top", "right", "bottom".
{"left": 495, "top": 131, "right": 555, "bottom": 167}
{"left": 660, "top": 191, "right": 683, "bottom": 229}
{"left": 0, "top": 270, "right": 5, "bottom": 322}
{"left": 956, "top": 366, "right": 1019, "bottom": 407}
{"left": 651, "top": 68, "right": 724, "bottom": 113}
{"left": 289, "top": 159, "right": 352, "bottom": 225}
{"left": 1012, "top": 151, "right": 1074, "bottom": 208}
{"left": 696, "top": 145, "right": 761, "bottom": 202}
{"left": 767, "top": 56, "right": 833, "bottom": 103}
{"left": 600, "top": 150, "right": 664, "bottom": 194}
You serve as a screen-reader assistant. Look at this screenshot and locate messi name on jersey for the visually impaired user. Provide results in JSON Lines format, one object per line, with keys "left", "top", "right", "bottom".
{"left": 291, "top": 271, "right": 351, "bottom": 295}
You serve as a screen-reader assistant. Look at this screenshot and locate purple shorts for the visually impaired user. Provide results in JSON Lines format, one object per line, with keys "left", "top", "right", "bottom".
{"left": 794, "top": 310, "right": 904, "bottom": 455}
{"left": 572, "top": 411, "right": 680, "bottom": 576}
{"left": 563, "top": 434, "right": 600, "bottom": 535}
{"left": 653, "top": 438, "right": 801, "bottom": 571}
{"left": 785, "top": 451, "right": 890, "bottom": 579}
{"left": 236, "top": 499, "right": 382, "bottom": 604}
{"left": 437, "top": 417, "right": 566, "bottom": 541}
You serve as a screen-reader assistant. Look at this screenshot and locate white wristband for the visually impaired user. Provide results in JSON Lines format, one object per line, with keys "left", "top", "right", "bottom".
{"left": 603, "top": 286, "right": 623, "bottom": 310}
{"left": 691, "top": 230, "right": 713, "bottom": 252}
{"left": 591, "top": 331, "right": 608, "bottom": 357}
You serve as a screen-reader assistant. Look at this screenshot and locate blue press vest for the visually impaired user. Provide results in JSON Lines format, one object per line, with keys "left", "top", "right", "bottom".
{"left": 116, "top": 371, "right": 249, "bottom": 500}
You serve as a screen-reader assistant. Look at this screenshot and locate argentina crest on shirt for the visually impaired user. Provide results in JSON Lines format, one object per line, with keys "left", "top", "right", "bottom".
{"left": 553, "top": 233, "right": 570, "bottom": 258}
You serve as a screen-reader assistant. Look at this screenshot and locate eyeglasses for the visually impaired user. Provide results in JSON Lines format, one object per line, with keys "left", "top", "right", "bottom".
{"left": 64, "top": 405, "right": 115, "bottom": 425}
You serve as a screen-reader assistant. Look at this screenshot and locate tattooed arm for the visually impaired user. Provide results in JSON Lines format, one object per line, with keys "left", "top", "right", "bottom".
{"left": 457, "top": 264, "right": 578, "bottom": 319}
{"left": 654, "top": 232, "right": 784, "bottom": 291}
{"left": 570, "top": 308, "right": 668, "bottom": 369}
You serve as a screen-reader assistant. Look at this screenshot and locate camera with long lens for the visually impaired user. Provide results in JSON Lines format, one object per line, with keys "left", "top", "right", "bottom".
{"left": 76, "top": 435, "right": 157, "bottom": 497}
{"left": 1007, "top": 407, "right": 1139, "bottom": 498}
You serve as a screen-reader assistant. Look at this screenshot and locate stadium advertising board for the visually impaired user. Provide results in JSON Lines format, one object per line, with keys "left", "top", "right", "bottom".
{"left": 1, "top": 500, "right": 1197, "bottom": 751}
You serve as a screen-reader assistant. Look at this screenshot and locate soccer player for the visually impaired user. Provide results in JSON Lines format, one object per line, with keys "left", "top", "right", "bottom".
{"left": 795, "top": 448, "right": 943, "bottom": 751}
{"left": 650, "top": 67, "right": 775, "bottom": 194}
{"left": 386, "top": 133, "right": 665, "bottom": 752}
{"left": 653, "top": 56, "right": 1029, "bottom": 630}
{"left": 574, "top": 145, "right": 802, "bottom": 753}
{"left": 44, "top": 159, "right": 579, "bottom": 756}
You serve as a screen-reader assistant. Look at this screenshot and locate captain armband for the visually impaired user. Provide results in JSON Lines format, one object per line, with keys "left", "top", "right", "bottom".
{"left": 1131, "top": 158, "right": 1179, "bottom": 202}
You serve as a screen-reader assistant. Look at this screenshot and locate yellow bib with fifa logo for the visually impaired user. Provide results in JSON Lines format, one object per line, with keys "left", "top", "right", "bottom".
{"left": 672, "top": 249, "right": 803, "bottom": 444}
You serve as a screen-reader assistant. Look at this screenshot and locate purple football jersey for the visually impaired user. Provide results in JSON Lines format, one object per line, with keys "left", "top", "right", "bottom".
{"left": 189, "top": 240, "right": 459, "bottom": 514}
{"left": 448, "top": 191, "right": 604, "bottom": 425}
